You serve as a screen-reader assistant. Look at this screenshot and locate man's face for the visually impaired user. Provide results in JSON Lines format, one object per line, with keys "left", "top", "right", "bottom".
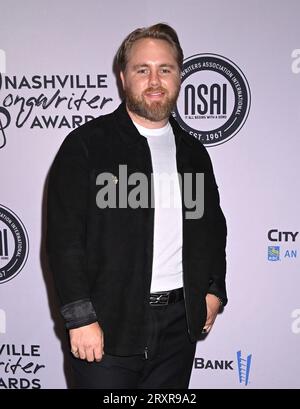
{"left": 120, "top": 38, "right": 181, "bottom": 127}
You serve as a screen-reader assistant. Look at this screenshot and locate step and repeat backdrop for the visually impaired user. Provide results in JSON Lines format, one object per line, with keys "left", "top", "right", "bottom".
{"left": 0, "top": 0, "right": 299, "bottom": 389}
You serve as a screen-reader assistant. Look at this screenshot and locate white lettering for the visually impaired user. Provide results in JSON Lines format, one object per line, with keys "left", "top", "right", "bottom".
{"left": 291, "top": 49, "right": 300, "bottom": 74}
{"left": 291, "top": 309, "right": 300, "bottom": 334}
{"left": 0, "top": 49, "right": 6, "bottom": 74}
{"left": 0, "top": 309, "right": 6, "bottom": 334}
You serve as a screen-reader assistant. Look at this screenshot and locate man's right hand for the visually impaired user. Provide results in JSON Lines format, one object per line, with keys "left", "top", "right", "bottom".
{"left": 69, "top": 322, "right": 104, "bottom": 362}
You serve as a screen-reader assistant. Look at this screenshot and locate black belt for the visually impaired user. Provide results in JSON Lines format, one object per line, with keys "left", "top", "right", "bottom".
{"left": 149, "top": 287, "right": 184, "bottom": 306}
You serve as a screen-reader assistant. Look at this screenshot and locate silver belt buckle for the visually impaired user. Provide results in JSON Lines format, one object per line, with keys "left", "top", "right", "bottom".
{"left": 150, "top": 292, "right": 170, "bottom": 305}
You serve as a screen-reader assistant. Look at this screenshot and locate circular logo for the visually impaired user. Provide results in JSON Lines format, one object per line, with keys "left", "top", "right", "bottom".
{"left": 173, "top": 53, "right": 251, "bottom": 146}
{"left": 0, "top": 205, "right": 29, "bottom": 284}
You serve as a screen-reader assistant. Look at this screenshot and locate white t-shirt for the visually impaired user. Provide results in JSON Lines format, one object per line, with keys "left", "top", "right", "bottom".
{"left": 133, "top": 121, "right": 183, "bottom": 292}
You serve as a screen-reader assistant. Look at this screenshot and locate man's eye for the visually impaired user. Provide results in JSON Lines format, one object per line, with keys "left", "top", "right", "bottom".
{"left": 161, "top": 68, "right": 170, "bottom": 73}
{"left": 137, "top": 69, "right": 148, "bottom": 74}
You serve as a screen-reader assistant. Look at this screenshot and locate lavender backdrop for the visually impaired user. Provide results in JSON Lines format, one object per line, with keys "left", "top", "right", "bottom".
{"left": 0, "top": 0, "right": 299, "bottom": 389}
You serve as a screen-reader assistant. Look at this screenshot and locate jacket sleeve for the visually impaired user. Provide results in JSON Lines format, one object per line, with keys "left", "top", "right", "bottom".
{"left": 203, "top": 148, "right": 228, "bottom": 307}
{"left": 47, "top": 131, "right": 98, "bottom": 329}
{"left": 207, "top": 196, "right": 227, "bottom": 307}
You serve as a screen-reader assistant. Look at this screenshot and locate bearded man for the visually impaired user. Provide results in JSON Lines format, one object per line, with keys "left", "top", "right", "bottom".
{"left": 47, "top": 23, "right": 227, "bottom": 389}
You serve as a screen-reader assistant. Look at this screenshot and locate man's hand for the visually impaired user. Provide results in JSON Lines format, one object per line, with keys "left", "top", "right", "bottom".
{"left": 202, "top": 294, "right": 221, "bottom": 333}
{"left": 69, "top": 322, "right": 104, "bottom": 362}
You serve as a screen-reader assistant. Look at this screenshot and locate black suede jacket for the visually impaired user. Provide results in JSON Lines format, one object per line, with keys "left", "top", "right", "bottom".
{"left": 47, "top": 102, "right": 227, "bottom": 356}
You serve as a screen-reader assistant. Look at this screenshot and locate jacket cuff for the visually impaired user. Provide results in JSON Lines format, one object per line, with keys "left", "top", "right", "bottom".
{"left": 60, "top": 299, "right": 98, "bottom": 329}
{"left": 207, "top": 282, "right": 227, "bottom": 308}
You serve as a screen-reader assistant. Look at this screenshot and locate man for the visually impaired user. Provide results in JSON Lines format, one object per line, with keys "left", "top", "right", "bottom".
{"left": 47, "top": 23, "right": 227, "bottom": 389}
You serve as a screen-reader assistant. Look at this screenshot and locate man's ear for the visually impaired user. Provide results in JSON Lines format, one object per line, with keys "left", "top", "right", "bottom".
{"left": 120, "top": 71, "right": 125, "bottom": 89}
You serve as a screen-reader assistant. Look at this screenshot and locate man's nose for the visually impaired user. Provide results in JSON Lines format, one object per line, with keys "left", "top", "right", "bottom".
{"left": 149, "top": 70, "right": 161, "bottom": 87}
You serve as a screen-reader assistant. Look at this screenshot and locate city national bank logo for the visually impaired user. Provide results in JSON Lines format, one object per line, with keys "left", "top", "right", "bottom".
{"left": 267, "top": 229, "right": 298, "bottom": 261}
{"left": 268, "top": 246, "right": 280, "bottom": 261}
{"left": 0, "top": 68, "right": 114, "bottom": 149}
{"left": 173, "top": 53, "right": 251, "bottom": 147}
{"left": 194, "top": 349, "right": 253, "bottom": 386}
{"left": 0, "top": 205, "right": 29, "bottom": 283}
{"left": 237, "top": 350, "right": 252, "bottom": 386}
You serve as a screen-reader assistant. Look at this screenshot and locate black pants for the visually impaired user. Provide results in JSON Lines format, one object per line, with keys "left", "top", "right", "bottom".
{"left": 70, "top": 299, "right": 197, "bottom": 389}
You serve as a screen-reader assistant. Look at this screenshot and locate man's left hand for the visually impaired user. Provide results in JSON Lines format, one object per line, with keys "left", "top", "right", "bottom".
{"left": 202, "top": 293, "right": 221, "bottom": 333}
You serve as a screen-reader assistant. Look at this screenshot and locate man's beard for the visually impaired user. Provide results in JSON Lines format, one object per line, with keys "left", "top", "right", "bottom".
{"left": 125, "top": 86, "right": 180, "bottom": 122}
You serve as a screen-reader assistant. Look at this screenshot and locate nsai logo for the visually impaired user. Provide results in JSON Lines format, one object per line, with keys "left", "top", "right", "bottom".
{"left": 173, "top": 53, "right": 251, "bottom": 146}
{"left": 0, "top": 205, "right": 29, "bottom": 283}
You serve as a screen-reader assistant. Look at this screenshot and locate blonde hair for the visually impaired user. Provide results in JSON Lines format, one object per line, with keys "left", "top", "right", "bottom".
{"left": 116, "top": 23, "right": 183, "bottom": 71}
